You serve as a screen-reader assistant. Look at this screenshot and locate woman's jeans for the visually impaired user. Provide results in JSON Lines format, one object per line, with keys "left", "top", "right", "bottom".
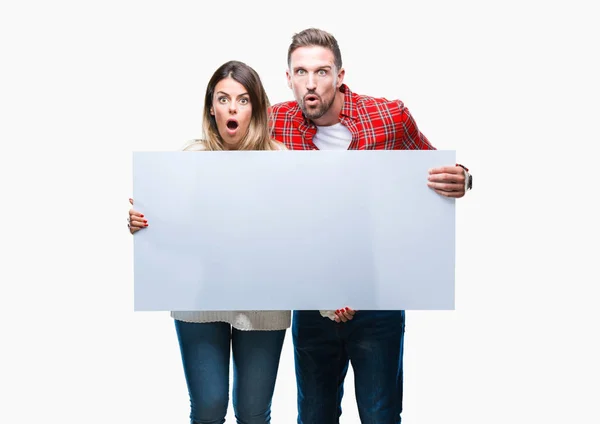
{"left": 174, "top": 320, "right": 286, "bottom": 424}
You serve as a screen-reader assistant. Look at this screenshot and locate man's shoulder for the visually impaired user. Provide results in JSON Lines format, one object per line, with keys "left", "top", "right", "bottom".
{"left": 352, "top": 91, "right": 406, "bottom": 111}
{"left": 341, "top": 88, "right": 417, "bottom": 127}
{"left": 269, "top": 100, "right": 301, "bottom": 116}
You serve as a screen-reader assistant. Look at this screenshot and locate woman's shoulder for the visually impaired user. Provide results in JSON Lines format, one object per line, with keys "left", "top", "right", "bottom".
{"left": 270, "top": 139, "right": 288, "bottom": 150}
{"left": 181, "top": 139, "right": 208, "bottom": 152}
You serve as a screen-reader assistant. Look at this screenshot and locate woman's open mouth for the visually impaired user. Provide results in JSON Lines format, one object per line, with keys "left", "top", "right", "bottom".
{"left": 226, "top": 119, "right": 239, "bottom": 134}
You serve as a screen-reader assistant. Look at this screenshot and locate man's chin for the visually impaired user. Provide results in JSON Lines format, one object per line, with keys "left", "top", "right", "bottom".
{"left": 302, "top": 106, "right": 326, "bottom": 120}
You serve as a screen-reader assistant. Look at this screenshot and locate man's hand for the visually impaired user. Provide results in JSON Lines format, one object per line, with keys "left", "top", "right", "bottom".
{"left": 334, "top": 307, "right": 356, "bottom": 323}
{"left": 427, "top": 166, "right": 467, "bottom": 198}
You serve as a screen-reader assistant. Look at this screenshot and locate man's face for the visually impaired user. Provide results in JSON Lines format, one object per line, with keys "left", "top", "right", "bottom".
{"left": 287, "top": 46, "right": 344, "bottom": 121}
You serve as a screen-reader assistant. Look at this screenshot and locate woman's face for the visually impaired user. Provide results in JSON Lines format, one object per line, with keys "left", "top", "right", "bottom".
{"left": 210, "top": 77, "right": 253, "bottom": 150}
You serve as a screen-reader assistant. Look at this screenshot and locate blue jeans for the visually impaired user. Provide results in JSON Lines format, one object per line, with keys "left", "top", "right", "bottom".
{"left": 174, "top": 320, "right": 286, "bottom": 424}
{"left": 292, "top": 310, "right": 406, "bottom": 424}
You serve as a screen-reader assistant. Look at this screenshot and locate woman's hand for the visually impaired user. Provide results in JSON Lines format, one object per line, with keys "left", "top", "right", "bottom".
{"left": 128, "top": 198, "right": 148, "bottom": 234}
{"left": 334, "top": 307, "right": 356, "bottom": 323}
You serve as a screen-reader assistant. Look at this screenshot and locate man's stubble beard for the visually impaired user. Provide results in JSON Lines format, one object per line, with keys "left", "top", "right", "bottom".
{"left": 301, "top": 95, "right": 335, "bottom": 120}
{"left": 299, "top": 75, "right": 339, "bottom": 120}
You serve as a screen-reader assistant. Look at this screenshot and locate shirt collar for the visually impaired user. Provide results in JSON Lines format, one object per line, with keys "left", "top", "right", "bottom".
{"left": 338, "top": 84, "right": 356, "bottom": 120}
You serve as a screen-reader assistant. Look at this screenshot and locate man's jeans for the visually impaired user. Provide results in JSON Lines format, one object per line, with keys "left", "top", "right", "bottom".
{"left": 292, "top": 310, "right": 405, "bottom": 424}
{"left": 174, "top": 320, "right": 286, "bottom": 424}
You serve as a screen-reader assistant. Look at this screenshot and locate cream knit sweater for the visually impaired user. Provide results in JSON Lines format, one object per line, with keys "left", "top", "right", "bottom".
{"left": 171, "top": 310, "right": 291, "bottom": 331}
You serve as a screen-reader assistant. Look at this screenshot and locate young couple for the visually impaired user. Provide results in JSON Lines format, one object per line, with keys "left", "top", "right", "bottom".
{"left": 128, "top": 28, "right": 472, "bottom": 424}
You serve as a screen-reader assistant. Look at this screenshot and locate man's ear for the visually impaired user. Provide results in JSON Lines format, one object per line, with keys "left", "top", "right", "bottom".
{"left": 337, "top": 68, "right": 345, "bottom": 88}
{"left": 286, "top": 69, "right": 292, "bottom": 89}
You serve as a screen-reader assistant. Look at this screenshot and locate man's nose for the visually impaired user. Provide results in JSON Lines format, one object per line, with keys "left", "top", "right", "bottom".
{"left": 306, "top": 73, "right": 316, "bottom": 91}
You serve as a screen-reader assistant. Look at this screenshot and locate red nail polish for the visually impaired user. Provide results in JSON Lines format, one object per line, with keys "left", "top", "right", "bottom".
{"left": 144, "top": 220, "right": 147, "bottom": 223}
{"left": 141, "top": 214, "right": 144, "bottom": 217}
{"left": 344, "top": 307, "right": 348, "bottom": 311}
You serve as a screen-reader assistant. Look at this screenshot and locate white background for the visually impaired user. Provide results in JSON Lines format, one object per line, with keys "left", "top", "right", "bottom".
{"left": 1, "top": 0, "right": 598, "bottom": 423}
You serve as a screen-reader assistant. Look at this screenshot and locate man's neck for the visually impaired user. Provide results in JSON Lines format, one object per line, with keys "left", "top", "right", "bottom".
{"left": 311, "top": 89, "right": 345, "bottom": 127}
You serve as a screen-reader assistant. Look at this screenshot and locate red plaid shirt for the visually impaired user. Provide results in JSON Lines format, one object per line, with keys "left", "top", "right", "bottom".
{"left": 269, "top": 84, "right": 436, "bottom": 151}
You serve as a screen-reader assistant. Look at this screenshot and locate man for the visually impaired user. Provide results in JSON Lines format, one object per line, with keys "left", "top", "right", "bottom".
{"left": 269, "top": 28, "right": 472, "bottom": 423}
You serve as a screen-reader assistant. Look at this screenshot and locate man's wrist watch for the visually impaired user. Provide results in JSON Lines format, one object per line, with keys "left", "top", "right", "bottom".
{"left": 457, "top": 163, "right": 473, "bottom": 191}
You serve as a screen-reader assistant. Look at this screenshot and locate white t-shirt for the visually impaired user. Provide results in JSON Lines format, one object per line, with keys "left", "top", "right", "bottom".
{"left": 313, "top": 122, "right": 352, "bottom": 151}
{"left": 314, "top": 123, "right": 353, "bottom": 320}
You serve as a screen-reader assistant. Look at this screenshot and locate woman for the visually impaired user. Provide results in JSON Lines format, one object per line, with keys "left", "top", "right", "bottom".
{"left": 128, "top": 60, "right": 289, "bottom": 424}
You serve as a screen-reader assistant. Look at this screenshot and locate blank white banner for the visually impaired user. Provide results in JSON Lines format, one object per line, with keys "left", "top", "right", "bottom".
{"left": 132, "top": 150, "right": 456, "bottom": 311}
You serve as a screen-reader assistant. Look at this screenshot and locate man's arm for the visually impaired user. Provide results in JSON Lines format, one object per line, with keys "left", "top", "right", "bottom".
{"left": 398, "top": 104, "right": 472, "bottom": 197}
{"left": 398, "top": 105, "right": 436, "bottom": 150}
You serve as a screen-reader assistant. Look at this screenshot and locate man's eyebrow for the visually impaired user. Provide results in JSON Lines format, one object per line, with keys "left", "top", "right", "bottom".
{"left": 293, "top": 65, "right": 333, "bottom": 71}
